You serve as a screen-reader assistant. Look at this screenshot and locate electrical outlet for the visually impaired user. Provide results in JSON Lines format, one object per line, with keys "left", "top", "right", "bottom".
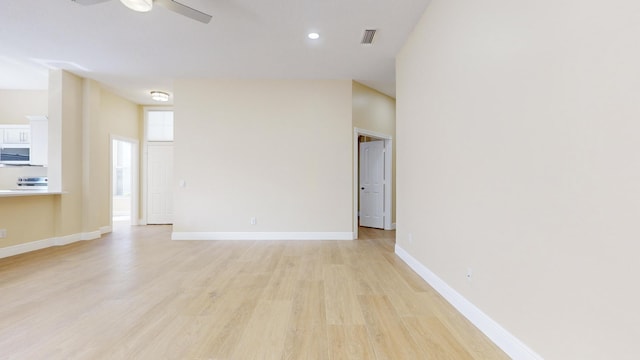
{"left": 466, "top": 267, "right": 473, "bottom": 281}
{"left": 0, "top": 229, "right": 6, "bottom": 239}
{"left": 250, "top": 217, "right": 257, "bottom": 225}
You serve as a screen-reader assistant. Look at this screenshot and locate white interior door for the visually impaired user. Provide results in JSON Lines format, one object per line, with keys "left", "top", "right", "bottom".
{"left": 359, "top": 140, "right": 385, "bottom": 229}
{"left": 147, "top": 144, "right": 174, "bottom": 224}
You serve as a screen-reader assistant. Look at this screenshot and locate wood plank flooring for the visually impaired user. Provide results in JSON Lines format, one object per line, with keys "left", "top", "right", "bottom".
{"left": 0, "top": 225, "right": 509, "bottom": 359}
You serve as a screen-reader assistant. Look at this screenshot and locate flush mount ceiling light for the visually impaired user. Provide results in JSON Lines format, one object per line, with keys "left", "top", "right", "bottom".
{"left": 308, "top": 32, "right": 320, "bottom": 40}
{"left": 151, "top": 91, "right": 169, "bottom": 102}
{"left": 120, "top": 0, "right": 152, "bottom": 12}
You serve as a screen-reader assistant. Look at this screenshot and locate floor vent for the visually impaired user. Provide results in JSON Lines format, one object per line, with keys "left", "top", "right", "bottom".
{"left": 361, "top": 29, "right": 377, "bottom": 45}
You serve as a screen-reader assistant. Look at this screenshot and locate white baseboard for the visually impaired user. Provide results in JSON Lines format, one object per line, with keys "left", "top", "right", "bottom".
{"left": 171, "top": 232, "right": 354, "bottom": 241}
{"left": 53, "top": 233, "right": 82, "bottom": 246}
{"left": 385, "top": 223, "right": 397, "bottom": 230}
{"left": 0, "top": 230, "right": 103, "bottom": 259}
{"left": 0, "top": 238, "right": 51, "bottom": 259}
{"left": 100, "top": 226, "right": 112, "bottom": 235}
{"left": 81, "top": 230, "right": 101, "bottom": 241}
{"left": 395, "top": 245, "right": 543, "bottom": 360}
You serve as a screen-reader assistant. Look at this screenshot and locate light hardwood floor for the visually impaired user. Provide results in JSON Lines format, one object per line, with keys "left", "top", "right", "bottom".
{"left": 0, "top": 225, "right": 509, "bottom": 359}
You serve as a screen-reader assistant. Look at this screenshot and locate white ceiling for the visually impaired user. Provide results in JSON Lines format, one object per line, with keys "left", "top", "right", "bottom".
{"left": 0, "top": 0, "right": 430, "bottom": 105}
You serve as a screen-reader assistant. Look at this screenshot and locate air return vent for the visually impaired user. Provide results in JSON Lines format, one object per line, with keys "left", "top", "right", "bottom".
{"left": 361, "top": 29, "right": 377, "bottom": 45}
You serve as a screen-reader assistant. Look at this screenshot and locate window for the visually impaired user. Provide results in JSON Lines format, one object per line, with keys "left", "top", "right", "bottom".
{"left": 147, "top": 110, "right": 174, "bottom": 141}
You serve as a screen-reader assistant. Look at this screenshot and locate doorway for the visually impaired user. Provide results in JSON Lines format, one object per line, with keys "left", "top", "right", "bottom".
{"left": 353, "top": 128, "right": 393, "bottom": 239}
{"left": 111, "top": 136, "right": 139, "bottom": 226}
{"left": 142, "top": 108, "right": 175, "bottom": 225}
{"left": 146, "top": 143, "right": 174, "bottom": 224}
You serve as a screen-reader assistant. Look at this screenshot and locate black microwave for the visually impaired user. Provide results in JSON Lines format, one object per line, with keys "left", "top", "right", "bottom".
{"left": 0, "top": 147, "right": 30, "bottom": 164}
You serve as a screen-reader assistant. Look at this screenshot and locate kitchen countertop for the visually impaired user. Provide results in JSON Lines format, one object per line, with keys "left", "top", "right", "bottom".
{"left": 0, "top": 189, "right": 62, "bottom": 197}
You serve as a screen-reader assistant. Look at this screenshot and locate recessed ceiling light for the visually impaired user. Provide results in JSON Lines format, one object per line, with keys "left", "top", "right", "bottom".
{"left": 151, "top": 91, "right": 169, "bottom": 102}
{"left": 308, "top": 32, "right": 320, "bottom": 40}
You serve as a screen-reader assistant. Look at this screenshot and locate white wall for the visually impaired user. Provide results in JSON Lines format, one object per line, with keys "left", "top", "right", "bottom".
{"left": 173, "top": 79, "right": 353, "bottom": 237}
{"left": 397, "top": 1, "right": 640, "bottom": 359}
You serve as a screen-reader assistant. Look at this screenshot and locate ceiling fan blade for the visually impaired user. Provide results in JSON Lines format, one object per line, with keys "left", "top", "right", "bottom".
{"left": 154, "top": 0, "right": 212, "bottom": 24}
{"left": 70, "top": 0, "right": 111, "bottom": 5}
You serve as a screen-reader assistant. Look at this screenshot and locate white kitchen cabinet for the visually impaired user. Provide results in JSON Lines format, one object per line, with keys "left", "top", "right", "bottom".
{"left": 27, "top": 116, "right": 48, "bottom": 166}
{"left": 1, "top": 126, "right": 30, "bottom": 145}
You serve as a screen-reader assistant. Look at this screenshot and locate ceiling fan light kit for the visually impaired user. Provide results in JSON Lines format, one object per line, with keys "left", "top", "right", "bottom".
{"left": 72, "top": 0, "right": 212, "bottom": 24}
{"left": 120, "top": 0, "right": 152, "bottom": 12}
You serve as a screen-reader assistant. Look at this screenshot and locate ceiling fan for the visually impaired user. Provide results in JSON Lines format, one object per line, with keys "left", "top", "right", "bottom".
{"left": 71, "top": 0, "right": 212, "bottom": 24}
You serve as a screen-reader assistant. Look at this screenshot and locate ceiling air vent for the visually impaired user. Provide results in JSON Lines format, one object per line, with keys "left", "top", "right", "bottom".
{"left": 361, "top": 29, "right": 377, "bottom": 45}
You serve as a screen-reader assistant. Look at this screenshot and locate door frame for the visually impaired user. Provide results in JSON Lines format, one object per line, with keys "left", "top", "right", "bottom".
{"left": 109, "top": 134, "right": 140, "bottom": 227}
{"left": 141, "top": 106, "right": 174, "bottom": 225}
{"left": 353, "top": 127, "right": 393, "bottom": 239}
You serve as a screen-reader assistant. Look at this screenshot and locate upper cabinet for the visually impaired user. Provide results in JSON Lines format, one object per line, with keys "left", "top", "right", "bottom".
{"left": 1, "top": 125, "right": 30, "bottom": 146}
{"left": 0, "top": 118, "right": 48, "bottom": 166}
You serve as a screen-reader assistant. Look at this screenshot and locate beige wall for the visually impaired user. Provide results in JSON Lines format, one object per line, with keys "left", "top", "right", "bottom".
{"left": 52, "top": 70, "right": 84, "bottom": 236}
{"left": 352, "top": 82, "right": 396, "bottom": 136}
{"left": 352, "top": 81, "right": 396, "bottom": 223}
{"left": 0, "top": 90, "right": 48, "bottom": 124}
{"left": 0, "top": 71, "right": 140, "bottom": 250}
{"left": 84, "top": 81, "right": 140, "bottom": 230}
{"left": 0, "top": 196, "right": 56, "bottom": 248}
{"left": 173, "top": 79, "right": 353, "bottom": 234}
{"left": 99, "top": 87, "right": 140, "bottom": 225}
{"left": 397, "top": 1, "right": 640, "bottom": 359}
{"left": 0, "top": 70, "right": 81, "bottom": 246}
